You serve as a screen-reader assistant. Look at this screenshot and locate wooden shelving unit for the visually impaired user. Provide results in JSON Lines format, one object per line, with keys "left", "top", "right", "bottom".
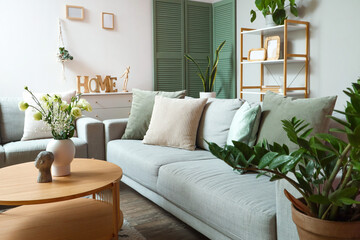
{"left": 240, "top": 20, "right": 310, "bottom": 100}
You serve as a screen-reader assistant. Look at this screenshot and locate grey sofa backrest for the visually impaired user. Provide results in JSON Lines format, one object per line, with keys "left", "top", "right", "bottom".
{"left": 0, "top": 97, "right": 25, "bottom": 144}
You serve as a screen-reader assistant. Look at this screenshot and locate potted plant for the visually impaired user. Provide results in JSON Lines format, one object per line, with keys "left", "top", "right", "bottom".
{"left": 250, "top": 0, "right": 298, "bottom": 26}
{"left": 184, "top": 40, "right": 226, "bottom": 98}
{"left": 57, "top": 47, "right": 74, "bottom": 62}
{"left": 19, "top": 87, "right": 91, "bottom": 176}
{"left": 207, "top": 80, "right": 360, "bottom": 239}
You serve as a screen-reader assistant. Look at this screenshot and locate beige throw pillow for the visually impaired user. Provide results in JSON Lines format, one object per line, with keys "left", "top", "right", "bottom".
{"left": 21, "top": 90, "right": 76, "bottom": 141}
{"left": 143, "top": 96, "right": 207, "bottom": 150}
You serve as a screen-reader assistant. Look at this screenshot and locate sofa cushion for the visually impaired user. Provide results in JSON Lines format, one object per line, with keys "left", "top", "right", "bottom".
{"left": 107, "top": 140, "right": 218, "bottom": 191}
{"left": 0, "top": 97, "right": 24, "bottom": 144}
{"left": 122, "top": 89, "right": 186, "bottom": 140}
{"left": 0, "top": 146, "right": 5, "bottom": 168}
{"left": 227, "top": 102, "right": 262, "bottom": 147}
{"left": 257, "top": 91, "right": 337, "bottom": 151}
{"left": 197, "top": 98, "right": 243, "bottom": 150}
{"left": 3, "top": 137, "right": 87, "bottom": 167}
{"left": 157, "top": 160, "right": 277, "bottom": 240}
{"left": 143, "top": 96, "right": 207, "bottom": 150}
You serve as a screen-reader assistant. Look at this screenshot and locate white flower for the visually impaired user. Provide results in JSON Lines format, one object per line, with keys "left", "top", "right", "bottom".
{"left": 71, "top": 107, "right": 82, "bottom": 118}
{"left": 60, "top": 101, "right": 69, "bottom": 111}
{"left": 18, "top": 101, "right": 29, "bottom": 111}
{"left": 40, "top": 95, "right": 49, "bottom": 102}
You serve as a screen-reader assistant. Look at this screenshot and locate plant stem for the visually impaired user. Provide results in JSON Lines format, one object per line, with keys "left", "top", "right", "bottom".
{"left": 319, "top": 144, "right": 352, "bottom": 217}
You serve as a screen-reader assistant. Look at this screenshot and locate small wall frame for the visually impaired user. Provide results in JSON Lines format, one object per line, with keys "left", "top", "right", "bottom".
{"left": 66, "top": 5, "right": 84, "bottom": 20}
{"left": 265, "top": 36, "right": 280, "bottom": 60}
{"left": 102, "top": 12, "right": 114, "bottom": 30}
{"left": 248, "top": 48, "right": 267, "bottom": 61}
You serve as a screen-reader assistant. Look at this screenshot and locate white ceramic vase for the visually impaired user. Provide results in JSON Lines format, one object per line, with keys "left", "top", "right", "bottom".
{"left": 265, "top": 15, "right": 276, "bottom": 27}
{"left": 46, "top": 139, "right": 75, "bottom": 177}
{"left": 199, "top": 92, "right": 216, "bottom": 98}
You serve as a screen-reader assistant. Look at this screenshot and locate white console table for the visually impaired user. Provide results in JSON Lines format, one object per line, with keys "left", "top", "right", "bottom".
{"left": 81, "top": 92, "right": 132, "bottom": 121}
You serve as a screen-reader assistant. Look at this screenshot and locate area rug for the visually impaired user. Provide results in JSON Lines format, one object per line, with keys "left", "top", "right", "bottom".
{"left": 118, "top": 219, "right": 146, "bottom": 240}
{"left": 0, "top": 208, "right": 146, "bottom": 240}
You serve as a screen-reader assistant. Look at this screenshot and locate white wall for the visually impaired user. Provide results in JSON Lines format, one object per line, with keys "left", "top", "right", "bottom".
{"left": 0, "top": 0, "right": 153, "bottom": 97}
{"left": 237, "top": 0, "right": 360, "bottom": 108}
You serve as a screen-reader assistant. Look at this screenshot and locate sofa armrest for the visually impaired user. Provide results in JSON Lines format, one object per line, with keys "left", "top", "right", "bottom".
{"left": 275, "top": 176, "right": 301, "bottom": 240}
{"left": 103, "top": 118, "right": 128, "bottom": 147}
{"left": 76, "top": 117, "right": 105, "bottom": 160}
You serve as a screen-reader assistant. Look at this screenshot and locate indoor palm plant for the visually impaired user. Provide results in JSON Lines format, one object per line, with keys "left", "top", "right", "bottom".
{"left": 250, "top": 0, "right": 298, "bottom": 26}
{"left": 19, "top": 87, "right": 92, "bottom": 176}
{"left": 184, "top": 40, "right": 225, "bottom": 98}
{"left": 207, "top": 80, "right": 360, "bottom": 239}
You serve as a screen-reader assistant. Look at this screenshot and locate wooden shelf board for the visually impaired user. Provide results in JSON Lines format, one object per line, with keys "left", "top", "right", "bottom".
{"left": 241, "top": 24, "right": 306, "bottom": 36}
{"left": 241, "top": 59, "right": 305, "bottom": 65}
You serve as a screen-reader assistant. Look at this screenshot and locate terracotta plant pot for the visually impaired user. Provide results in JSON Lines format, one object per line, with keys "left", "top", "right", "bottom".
{"left": 291, "top": 204, "right": 360, "bottom": 240}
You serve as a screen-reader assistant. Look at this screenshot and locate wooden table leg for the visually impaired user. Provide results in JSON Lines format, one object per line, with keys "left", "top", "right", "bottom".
{"left": 111, "top": 180, "right": 123, "bottom": 239}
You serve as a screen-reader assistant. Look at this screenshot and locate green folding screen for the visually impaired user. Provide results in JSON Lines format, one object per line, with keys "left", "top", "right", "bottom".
{"left": 154, "top": 0, "right": 235, "bottom": 98}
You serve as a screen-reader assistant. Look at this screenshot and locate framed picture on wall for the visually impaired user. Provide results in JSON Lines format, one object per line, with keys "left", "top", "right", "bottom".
{"left": 102, "top": 12, "right": 114, "bottom": 30}
{"left": 265, "top": 36, "right": 280, "bottom": 60}
{"left": 66, "top": 5, "right": 84, "bottom": 20}
{"left": 247, "top": 48, "right": 267, "bottom": 61}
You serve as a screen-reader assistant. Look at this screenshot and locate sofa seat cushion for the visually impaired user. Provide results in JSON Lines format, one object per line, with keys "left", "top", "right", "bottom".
{"left": 3, "top": 138, "right": 87, "bottom": 167}
{"left": 157, "top": 160, "right": 277, "bottom": 240}
{"left": 107, "top": 140, "right": 218, "bottom": 191}
{"left": 0, "top": 146, "right": 5, "bottom": 168}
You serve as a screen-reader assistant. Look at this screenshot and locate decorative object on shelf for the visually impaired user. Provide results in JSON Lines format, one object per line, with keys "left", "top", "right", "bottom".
{"left": 102, "top": 12, "right": 114, "bottom": 30}
{"left": 208, "top": 79, "right": 360, "bottom": 240}
{"left": 77, "top": 75, "right": 118, "bottom": 93}
{"left": 250, "top": 0, "right": 298, "bottom": 26}
{"left": 265, "top": 36, "right": 280, "bottom": 60}
{"left": 66, "top": 5, "right": 84, "bottom": 20}
{"left": 185, "top": 40, "right": 226, "bottom": 97}
{"left": 58, "top": 19, "right": 73, "bottom": 81}
{"left": 120, "top": 66, "right": 130, "bottom": 92}
{"left": 35, "top": 151, "right": 54, "bottom": 183}
{"left": 247, "top": 48, "right": 267, "bottom": 61}
{"left": 19, "top": 87, "right": 92, "bottom": 176}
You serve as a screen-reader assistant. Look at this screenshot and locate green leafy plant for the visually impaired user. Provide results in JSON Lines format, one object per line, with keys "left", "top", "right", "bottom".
{"left": 250, "top": 0, "right": 298, "bottom": 25}
{"left": 207, "top": 79, "right": 360, "bottom": 221}
{"left": 58, "top": 47, "right": 74, "bottom": 61}
{"left": 19, "top": 87, "right": 92, "bottom": 140}
{"left": 184, "top": 41, "right": 226, "bottom": 92}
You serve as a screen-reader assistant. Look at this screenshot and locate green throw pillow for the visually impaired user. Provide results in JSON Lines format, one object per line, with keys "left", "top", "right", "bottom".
{"left": 226, "top": 102, "right": 262, "bottom": 147}
{"left": 122, "top": 89, "right": 186, "bottom": 140}
{"left": 256, "top": 91, "right": 337, "bottom": 151}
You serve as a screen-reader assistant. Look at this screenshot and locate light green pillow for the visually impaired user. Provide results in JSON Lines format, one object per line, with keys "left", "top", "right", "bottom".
{"left": 256, "top": 91, "right": 337, "bottom": 151}
{"left": 226, "top": 102, "right": 261, "bottom": 146}
{"left": 122, "top": 89, "right": 186, "bottom": 140}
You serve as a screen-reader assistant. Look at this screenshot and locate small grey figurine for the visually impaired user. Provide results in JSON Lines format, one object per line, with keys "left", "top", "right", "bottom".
{"left": 35, "top": 151, "right": 55, "bottom": 183}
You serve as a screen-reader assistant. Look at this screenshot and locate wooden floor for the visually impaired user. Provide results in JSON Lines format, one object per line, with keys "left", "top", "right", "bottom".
{"left": 120, "top": 182, "right": 209, "bottom": 240}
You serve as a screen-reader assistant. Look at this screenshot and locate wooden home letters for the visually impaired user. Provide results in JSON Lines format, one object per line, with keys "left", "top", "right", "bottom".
{"left": 77, "top": 75, "right": 118, "bottom": 93}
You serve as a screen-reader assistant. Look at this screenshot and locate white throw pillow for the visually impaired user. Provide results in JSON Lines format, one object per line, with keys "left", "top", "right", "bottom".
{"left": 21, "top": 90, "right": 76, "bottom": 141}
{"left": 226, "top": 102, "right": 262, "bottom": 147}
{"left": 143, "top": 96, "right": 207, "bottom": 150}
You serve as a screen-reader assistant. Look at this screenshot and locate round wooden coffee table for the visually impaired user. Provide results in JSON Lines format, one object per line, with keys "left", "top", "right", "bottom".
{"left": 0, "top": 158, "right": 123, "bottom": 240}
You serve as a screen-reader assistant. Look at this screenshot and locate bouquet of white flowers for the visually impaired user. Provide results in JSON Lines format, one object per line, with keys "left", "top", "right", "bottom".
{"left": 19, "top": 87, "right": 92, "bottom": 140}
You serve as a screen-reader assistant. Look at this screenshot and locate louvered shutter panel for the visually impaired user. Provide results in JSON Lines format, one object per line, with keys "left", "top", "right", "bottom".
{"left": 154, "top": 0, "right": 185, "bottom": 91}
{"left": 185, "top": 1, "right": 212, "bottom": 98}
{"left": 213, "top": 0, "right": 236, "bottom": 99}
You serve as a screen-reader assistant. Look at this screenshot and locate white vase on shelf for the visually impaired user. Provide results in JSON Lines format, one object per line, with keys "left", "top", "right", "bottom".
{"left": 199, "top": 92, "right": 216, "bottom": 98}
{"left": 265, "top": 15, "right": 276, "bottom": 27}
{"left": 46, "top": 139, "right": 75, "bottom": 177}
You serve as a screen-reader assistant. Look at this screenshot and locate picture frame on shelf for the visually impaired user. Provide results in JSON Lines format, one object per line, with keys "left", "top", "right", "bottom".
{"left": 265, "top": 36, "right": 280, "bottom": 60}
{"left": 247, "top": 48, "right": 267, "bottom": 61}
{"left": 102, "top": 12, "right": 114, "bottom": 30}
{"left": 66, "top": 5, "right": 84, "bottom": 20}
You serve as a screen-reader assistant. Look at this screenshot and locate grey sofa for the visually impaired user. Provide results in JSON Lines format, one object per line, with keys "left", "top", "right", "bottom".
{"left": 0, "top": 97, "right": 105, "bottom": 168}
{"left": 104, "top": 110, "right": 344, "bottom": 240}
{"left": 104, "top": 118, "right": 277, "bottom": 240}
